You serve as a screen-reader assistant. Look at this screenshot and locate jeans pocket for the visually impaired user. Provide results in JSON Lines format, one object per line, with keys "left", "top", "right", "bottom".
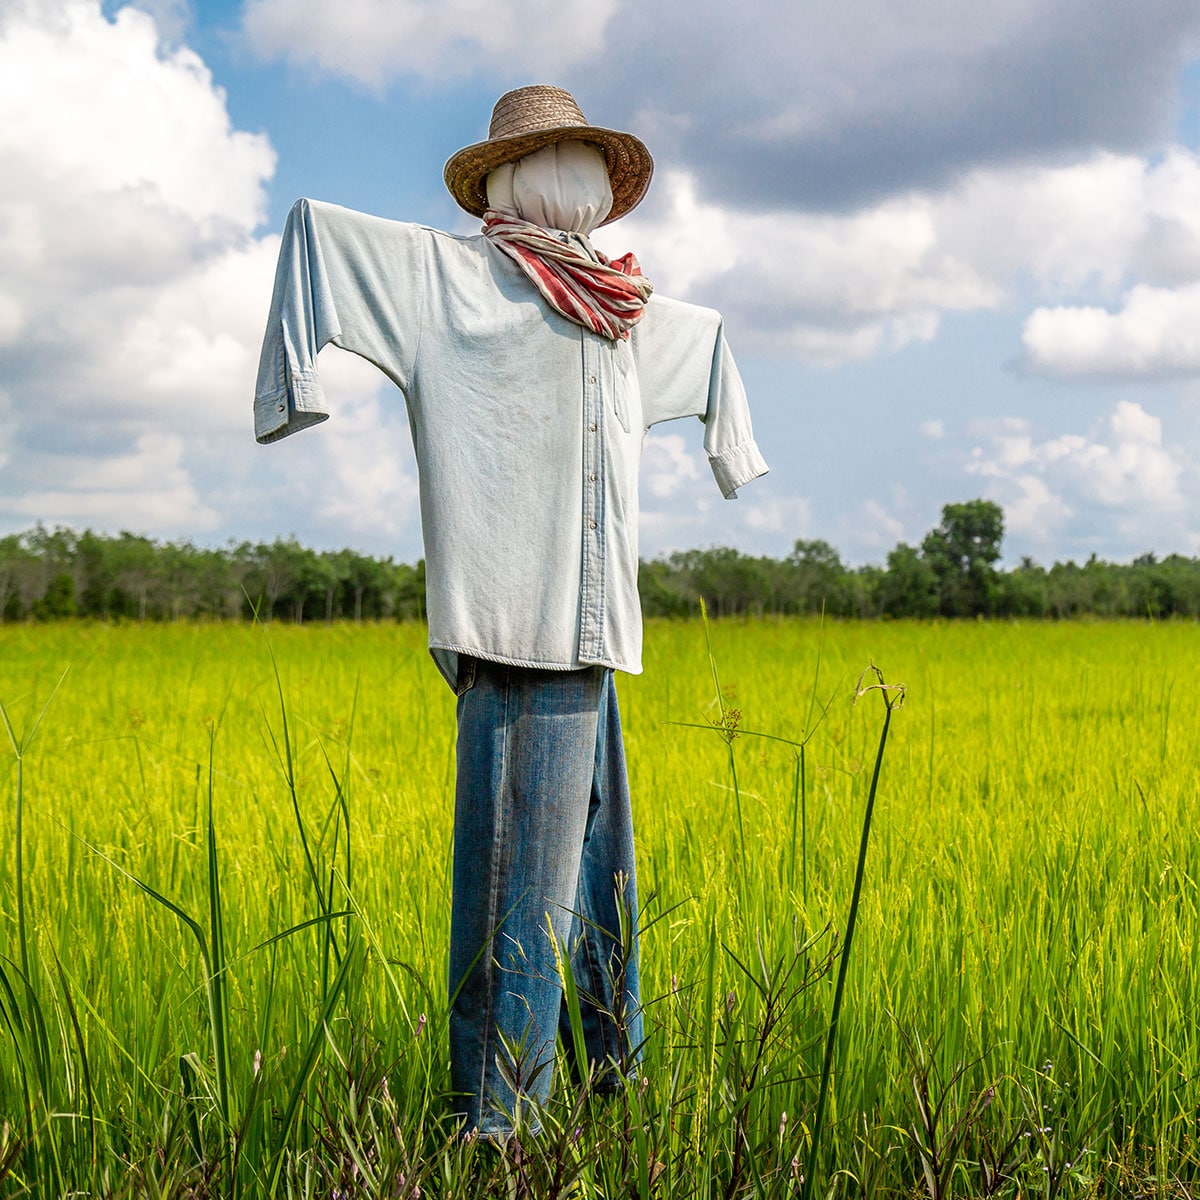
{"left": 455, "top": 655, "right": 477, "bottom": 697}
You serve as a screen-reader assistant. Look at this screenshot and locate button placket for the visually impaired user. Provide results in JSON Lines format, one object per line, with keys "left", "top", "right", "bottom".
{"left": 579, "top": 335, "right": 606, "bottom": 660}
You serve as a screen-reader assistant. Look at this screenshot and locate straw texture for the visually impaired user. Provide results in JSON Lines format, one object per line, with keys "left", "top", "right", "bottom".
{"left": 444, "top": 85, "right": 653, "bottom": 226}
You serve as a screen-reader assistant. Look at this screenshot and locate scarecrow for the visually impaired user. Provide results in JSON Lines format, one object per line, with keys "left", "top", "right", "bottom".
{"left": 253, "top": 85, "right": 768, "bottom": 1138}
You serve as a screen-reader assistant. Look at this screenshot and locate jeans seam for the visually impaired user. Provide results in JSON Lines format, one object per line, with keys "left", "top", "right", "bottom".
{"left": 581, "top": 888, "right": 619, "bottom": 1067}
{"left": 475, "top": 666, "right": 510, "bottom": 1118}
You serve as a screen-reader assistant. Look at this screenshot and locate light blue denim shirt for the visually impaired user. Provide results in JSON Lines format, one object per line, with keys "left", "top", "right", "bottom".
{"left": 254, "top": 199, "right": 768, "bottom": 688}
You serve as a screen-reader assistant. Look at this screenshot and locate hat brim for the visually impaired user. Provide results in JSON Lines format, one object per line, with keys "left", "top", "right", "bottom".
{"left": 444, "top": 125, "right": 653, "bottom": 227}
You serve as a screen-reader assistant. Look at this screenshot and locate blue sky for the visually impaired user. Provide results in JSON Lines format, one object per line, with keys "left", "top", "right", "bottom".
{"left": 2, "top": 0, "right": 1200, "bottom": 567}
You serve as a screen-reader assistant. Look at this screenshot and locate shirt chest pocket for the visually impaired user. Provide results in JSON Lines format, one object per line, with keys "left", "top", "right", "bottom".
{"left": 611, "top": 340, "right": 640, "bottom": 435}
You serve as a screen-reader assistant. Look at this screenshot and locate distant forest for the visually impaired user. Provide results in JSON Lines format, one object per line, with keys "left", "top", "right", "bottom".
{"left": 2, "top": 500, "right": 1199, "bottom": 622}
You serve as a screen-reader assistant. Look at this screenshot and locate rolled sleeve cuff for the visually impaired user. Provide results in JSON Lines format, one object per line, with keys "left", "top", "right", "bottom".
{"left": 710, "top": 438, "right": 769, "bottom": 499}
{"left": 254, "top": 371, "right": 330, "bottom": 444}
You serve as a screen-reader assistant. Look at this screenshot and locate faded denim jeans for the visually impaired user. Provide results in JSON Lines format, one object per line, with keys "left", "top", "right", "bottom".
{"left": 448, "top": 658, "right": 642, "bottom": 1136}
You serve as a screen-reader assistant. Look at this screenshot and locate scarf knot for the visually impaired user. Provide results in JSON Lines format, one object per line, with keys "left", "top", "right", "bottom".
{"left": 482, "top": 209, "right": 653, "bottom": 340}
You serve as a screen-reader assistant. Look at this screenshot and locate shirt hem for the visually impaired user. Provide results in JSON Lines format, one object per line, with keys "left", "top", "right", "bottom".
{"left": 429, "top": 641, "right": 643, "bottom": 691}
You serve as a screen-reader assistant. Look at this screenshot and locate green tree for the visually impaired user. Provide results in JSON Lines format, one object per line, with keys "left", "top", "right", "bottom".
{"left": 0, "top": 534, "right": 39, "bottom": 620}
{"left": 786, "top": 538, "right": 849, "bottom": 614}
{"left": 996, "top": 556, "right": 1050, "bottom": 617}
{"left": 921, "top": 499, "right": 1004, "bottom": 616}
{"left": 880, "top": 543, "right": 938, "bottom": 617}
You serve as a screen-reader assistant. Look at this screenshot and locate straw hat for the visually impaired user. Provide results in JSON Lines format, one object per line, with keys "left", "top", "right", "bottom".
{"left": 444, "top": 85, "right": 653, "bottom": 226}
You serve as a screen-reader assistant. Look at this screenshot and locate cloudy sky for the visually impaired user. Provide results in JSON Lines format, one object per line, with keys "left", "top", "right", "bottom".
{"left": 2, "top": 0, "right": 1200, "bottom": 566}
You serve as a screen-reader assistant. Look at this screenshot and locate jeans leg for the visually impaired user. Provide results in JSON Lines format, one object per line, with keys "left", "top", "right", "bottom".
{"left": 559, "top": 670, "right": 643, "bottom": 1089}
{"left": 448, "top": 659, "right": 603, "bottom": 1136}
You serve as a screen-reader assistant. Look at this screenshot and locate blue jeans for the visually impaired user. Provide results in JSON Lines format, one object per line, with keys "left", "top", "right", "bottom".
{"left": 448, "top": 658, "right": 642, "bottom": 1136}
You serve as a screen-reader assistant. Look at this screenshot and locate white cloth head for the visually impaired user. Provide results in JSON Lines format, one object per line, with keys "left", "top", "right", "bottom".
{"left": 486, "top": 140, "right": 614, "bottom": 234}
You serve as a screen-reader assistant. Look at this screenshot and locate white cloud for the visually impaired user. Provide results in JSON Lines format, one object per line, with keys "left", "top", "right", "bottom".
{"left": 0, "top": 0, "right": 349, "bottom": 541}
{"left": 0, "top": 2, "right": 271, "bottom": 232}
{"left": 641, "top": 432, "right": 702, "bottom": 499}
{"left": 935, "top": 151, "right": 1196, "bottom": 297}
{"left": 989, "top": 147, "right": 1200, "bottom": 379}
{"left": 303, "top": 349, "right": 420, "bottom": 540}
{"left": 0, "top": 293, "right": 22, "bottom": 345}
{"left": 598, "top": 171, "right": 999, "bottom": 364}
{"left": 740, "top": 496, "right": 813, "bottom": 538}
{"left": 855, "top": 500, "right": 907, "bottom": 550}
{"left": 1001, "top": 475, "right": 1072, "bottom": 538}
{"left": 240, "top": 0, "right": 620, "bottom": 87}
{"left": 921, "top": 420, "right": 946, "bottom": 439}
{"left": 963, "top": 402, "right": 1193, "bottom": 553}
{"left": 101, "top": 238, "right": 283, "bottom": 431}
{"left": 7, "top": 432, "right": 219, "bottom": 532}
{"left": 1022, "top": 282, "right": 1200, "bottom": 378}
{"left": 594, "top": 146, "right": 1200, "bottom": 371}
{"left": 122, "top": 0, "right": 190, "bottom": 44}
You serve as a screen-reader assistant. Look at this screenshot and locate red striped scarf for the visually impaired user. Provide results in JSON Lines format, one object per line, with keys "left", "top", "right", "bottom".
{"left": 483, "top": 209, "right": 653, "bottom": 340}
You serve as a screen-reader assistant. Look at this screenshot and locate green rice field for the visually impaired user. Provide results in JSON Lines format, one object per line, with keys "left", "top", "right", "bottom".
{"left": 1, "top": 618, "right": 1198, "bottom": 1197}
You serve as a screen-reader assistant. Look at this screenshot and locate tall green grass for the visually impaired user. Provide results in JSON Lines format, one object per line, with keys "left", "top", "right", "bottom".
{"left": 1, "top": 618, "right": 1198, "bottom": 1196}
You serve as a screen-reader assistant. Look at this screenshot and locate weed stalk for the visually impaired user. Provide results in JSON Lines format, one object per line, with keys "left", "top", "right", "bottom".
{"left": 802, "top": 664, "right": 904, "bottom": 1200}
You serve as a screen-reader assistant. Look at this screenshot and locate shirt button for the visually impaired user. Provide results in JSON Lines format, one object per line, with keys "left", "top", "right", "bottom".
{"left": 588, "top": 423, "right": 597, "bottom": 432}
{"left": 589, "top": 473, "right": 597, "bottom": 482}
{"left": 589, "top": 520, "right": 598, "bottom": 530}
{"left": 589, "top": 374, "right": 597, "bottom": 383}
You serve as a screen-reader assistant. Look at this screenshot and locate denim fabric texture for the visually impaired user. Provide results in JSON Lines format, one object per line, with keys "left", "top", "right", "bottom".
{"left": 449, "top": 658, "right": 641, "bottom": 1136}
{"left": 254, "top": 198, "right": 768, "bottom": 690}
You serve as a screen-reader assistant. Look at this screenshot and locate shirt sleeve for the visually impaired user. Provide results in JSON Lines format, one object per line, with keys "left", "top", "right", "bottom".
{"left": 253, "top": 198, "right": 426, "bottom": 444}
{"left": 632, "top": 294, "right": 769, "bottom": 498}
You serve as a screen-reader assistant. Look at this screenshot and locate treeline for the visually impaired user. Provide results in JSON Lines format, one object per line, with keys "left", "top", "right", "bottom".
{"left": 644, "top": 500, "right": 1200, "bottom": 619}
{"left": 3, "top": 501, "right": 1200, "bottom": 623}
{"left": 0, "top": 527, "right": 425, "bottom": 623}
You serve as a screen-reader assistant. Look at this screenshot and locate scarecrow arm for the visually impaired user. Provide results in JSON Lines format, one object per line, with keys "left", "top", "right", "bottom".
{"left": 632, "top": 294, "right": 768, "bottom": 498}
{"left": 253, "top": 198, "right": 426, "bottom": 444}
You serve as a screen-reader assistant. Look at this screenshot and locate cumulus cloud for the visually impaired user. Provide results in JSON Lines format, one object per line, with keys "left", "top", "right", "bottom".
{"left": 240, "top": 0, "right": 620, "bottom": 88}
{"left": 0, "top": 4, "right": 269, "bottom": 233}
{"left": 593, "top": 147, "right": 1200, "bottom": 368}
{"left": 855, "top": 500, "right": 907, "bottom": 551}
{"left": 641, "top": 433, "right": 703, "bottom": 500}
{"left": 302, "top": 349, "right": 421, "bottom": 540}
{"left": 0, "top": 0, "right": 422, "bottom": 547}
{"left": 0, "top": 0, "right": 281, "bottom": 534}
{"left": 995, "top": 148, "right": 1200, "bottom": 379}
{"left": 962, "top": 402, "right": 1196, "bottom": 556}
{"left": 4, "top": 433, "right": 220, "bottom": 531}
{"left": 1022, "top": 283, "right": 1200, "bottom": 378}
{"left": 597, "top": 171, "right": 999, "bottom": 362}
{"left": 740, "top": 496, "right": 814, "bottom": 539}
{"left": 637, "top": 431, "right": 814, "bottom": 559}
{"left": 937, "top": 149, "right": 1200, "bottom": 297}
